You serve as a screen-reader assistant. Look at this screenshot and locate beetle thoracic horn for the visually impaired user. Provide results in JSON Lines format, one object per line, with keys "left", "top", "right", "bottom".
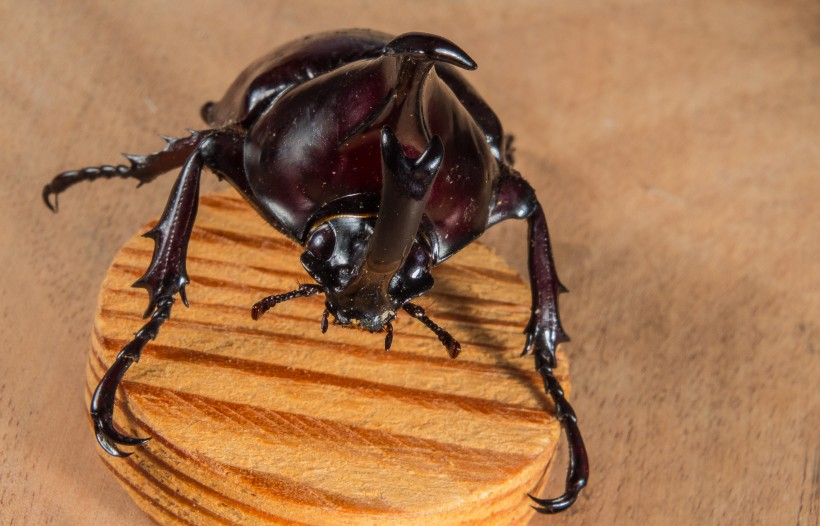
{"left": 383, "top": 32, "right": 477, "bottom": 71}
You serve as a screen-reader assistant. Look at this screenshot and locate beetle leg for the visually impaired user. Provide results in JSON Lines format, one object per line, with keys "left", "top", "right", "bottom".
{"left": 384, "top": 321, "right": 393, "bottom": 351}
{"left": 523, "top": 184, "right": 588, "bottom": 513}
{"left": 488, "top": 170, "right": 588, "bottom": 512}
{"left": 93, "top": 143, "right": 210, "bottom": 455}
{"left": 321, "top": 309, "right": 330, "bottom": 333}
{"left": 528, "top": 349, "right": 588, "bottom": 513}
{"left": 42, "top": 131, "right": 204, "bottom": 212}
{"left": 402, "top": 303, "right": 461, "bottom": 358}
{"left": 132, "top": 147, "right": 207, "bottom": 315}
{"left": 91, "top": 298, "right": 173, "bottom": 456}
{"left": 251, "top": 284, "right": 324, "bottom": 320}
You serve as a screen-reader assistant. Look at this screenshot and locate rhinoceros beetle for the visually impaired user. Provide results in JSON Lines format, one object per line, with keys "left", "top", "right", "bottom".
{"left": 43, "top": 30, "right": 588, "bottom": 513}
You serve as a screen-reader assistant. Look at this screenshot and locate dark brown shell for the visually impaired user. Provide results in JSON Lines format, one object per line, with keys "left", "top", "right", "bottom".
{"left": 204, "top": 29, "right": 508, "bottom": 262}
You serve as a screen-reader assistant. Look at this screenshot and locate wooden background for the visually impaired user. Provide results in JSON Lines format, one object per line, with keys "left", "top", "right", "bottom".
{"left": 1, "top": 1, "right": 818, "bottom": 524}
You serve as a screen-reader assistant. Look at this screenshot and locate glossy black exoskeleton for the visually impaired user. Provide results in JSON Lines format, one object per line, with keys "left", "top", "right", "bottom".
{"left": 43, "top": 30, "right": 587, "bottom": 513}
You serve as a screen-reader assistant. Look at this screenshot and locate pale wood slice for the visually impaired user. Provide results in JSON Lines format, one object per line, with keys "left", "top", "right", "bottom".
{"left": 86, "top": 190, "right": 572, "bottom": 526}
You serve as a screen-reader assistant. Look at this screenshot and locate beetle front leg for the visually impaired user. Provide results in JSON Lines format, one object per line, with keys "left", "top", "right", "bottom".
{"left": 521, "top": 201, "right": 569, "bottom": 359}
{"left": 489, "top": 171, "right": 588, "bottom": 512}
{"left": 524, "top": 198, "right": 588, "bottom": 513}
{"left": 528, "top": 349, "right": 588, "bottom": 513}
{"left": 92, "top": 298, "right": 172, "bottom": 456}
{"left": 92, "top": 144, "right": 207, "bottom": 455}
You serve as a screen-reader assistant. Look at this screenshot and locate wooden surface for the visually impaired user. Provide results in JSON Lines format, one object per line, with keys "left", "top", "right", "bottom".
{"left": 89, "top": 192, "right": 567, "bottom": 525}
{"left": 2, "top": 1, "right": 819, "bottom": 525}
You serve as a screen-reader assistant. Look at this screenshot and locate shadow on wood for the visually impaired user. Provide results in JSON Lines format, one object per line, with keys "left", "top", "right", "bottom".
{"left": 86, "top": 190, "right": 572, "bottom": 525}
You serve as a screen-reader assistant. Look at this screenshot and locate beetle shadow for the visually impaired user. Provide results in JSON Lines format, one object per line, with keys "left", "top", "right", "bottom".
{"left": 427, "top": 275, "right": 552, "bottom": 413}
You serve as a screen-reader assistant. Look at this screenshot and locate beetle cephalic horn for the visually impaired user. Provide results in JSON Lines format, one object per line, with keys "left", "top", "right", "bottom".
{"left": 333, "top": 127, "right": 442, "bottom": 321}
{"left": 366, "top": 126, "right": 443, "bottom": 274}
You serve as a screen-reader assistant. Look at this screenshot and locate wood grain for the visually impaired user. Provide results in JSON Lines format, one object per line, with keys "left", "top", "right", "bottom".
{"left": 86, "top": 192, "right": 569, "bottom": 525}
{"left": 4, "top": 2, "right": 819, "bottom": 525}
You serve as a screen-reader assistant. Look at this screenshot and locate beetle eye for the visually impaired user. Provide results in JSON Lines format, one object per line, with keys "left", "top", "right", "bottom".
{"left": 307, "top": 225, "right": 335, "bottom": 260}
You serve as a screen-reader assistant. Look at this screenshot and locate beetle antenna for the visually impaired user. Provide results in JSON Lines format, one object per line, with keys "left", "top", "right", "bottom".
{"left": 403, "top": 302, "right": 460, "bottom": 358}
{"left": 251, "top": 283, "right": 323, "bottom": 320}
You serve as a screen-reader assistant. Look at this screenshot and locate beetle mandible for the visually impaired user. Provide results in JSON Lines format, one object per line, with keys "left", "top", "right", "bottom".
{"left": 43, "top": 30, "right": 588, "bottom": 514}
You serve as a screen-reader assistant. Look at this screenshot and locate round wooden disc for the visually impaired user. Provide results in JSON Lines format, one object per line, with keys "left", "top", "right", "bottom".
{"left": 87, "top": 190, "right": 571, "bottom": 525}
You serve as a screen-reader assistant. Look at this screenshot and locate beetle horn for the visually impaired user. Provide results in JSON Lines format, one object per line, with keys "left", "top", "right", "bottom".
{"left": 367, "top": 126, "right": 442, "bottom": 274}
{"left": 383, "top": 32, "right": 477, "bottom": 71}
{"left": 337, "top": 126, "right": 442, "bottom": 310}
{"left": 382, "top": 34, "right": 475, "bottom": 149}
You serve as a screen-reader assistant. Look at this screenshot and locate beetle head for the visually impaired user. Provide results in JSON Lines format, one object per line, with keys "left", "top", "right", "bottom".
{"left": 300, "top": 217, "right": 434, "bottom": 332}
